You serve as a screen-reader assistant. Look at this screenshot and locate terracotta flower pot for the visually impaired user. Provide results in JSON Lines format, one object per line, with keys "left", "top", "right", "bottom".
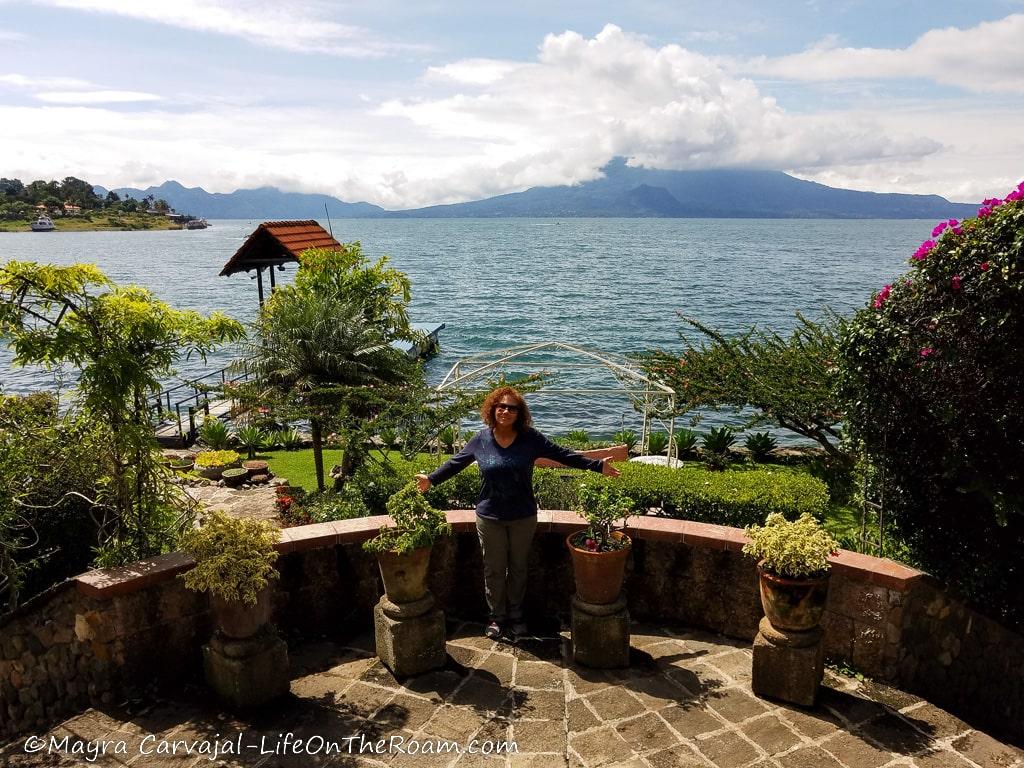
{"left": 376, "top": 547, "right": 431, "bottom": 604}
{"left": 567, "top": 531, "right": 631, "bottom": 605}
{"left": 210, "top": 586, "right": 273, "bottom": 640}
{"left": 757, "top": 563, "right": 830, "bottom": 631}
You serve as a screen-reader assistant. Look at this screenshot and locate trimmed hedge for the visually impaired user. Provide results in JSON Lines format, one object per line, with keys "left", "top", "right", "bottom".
{"left": 349, "top": 456, "right": 828, "bottom": 529}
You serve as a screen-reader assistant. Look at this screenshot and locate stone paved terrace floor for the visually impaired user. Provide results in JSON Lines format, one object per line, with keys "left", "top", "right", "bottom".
{"left": 2, "top": 621, "right": 1021, "bottom": 768}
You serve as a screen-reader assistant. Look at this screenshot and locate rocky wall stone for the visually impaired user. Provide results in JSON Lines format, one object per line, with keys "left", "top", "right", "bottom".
{"left": 3, "top": 514, "right": 1023, "bottom": 745}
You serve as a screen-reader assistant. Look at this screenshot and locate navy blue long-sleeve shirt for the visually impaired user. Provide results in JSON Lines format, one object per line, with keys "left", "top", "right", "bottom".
{"left": 427, "top": 428, "right": 606, "bottom": 521}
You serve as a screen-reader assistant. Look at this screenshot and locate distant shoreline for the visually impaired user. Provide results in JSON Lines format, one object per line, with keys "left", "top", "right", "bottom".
{"left": 0, "top": 215, "right": 184, "bottom": 233}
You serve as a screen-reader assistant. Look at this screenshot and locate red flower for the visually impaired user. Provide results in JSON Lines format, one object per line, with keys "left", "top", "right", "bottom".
{"left": 980, "top": 262, "right": 990, "bottom": 271}
{"left": 919, "top": 347, "right": 934, "bottom": 358}
{"left": 951, "top": 275, "right": 962, "bottom": 291}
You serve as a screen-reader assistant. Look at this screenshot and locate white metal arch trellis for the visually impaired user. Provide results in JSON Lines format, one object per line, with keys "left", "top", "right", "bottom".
{"left": 437, "top": 341, "right": 678, "bottom": 459}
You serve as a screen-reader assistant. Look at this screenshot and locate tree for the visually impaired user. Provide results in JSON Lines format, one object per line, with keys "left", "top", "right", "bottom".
{"left": 838, "top": 183, "right": 1024, "bottom": 625}
{"left": 638, "top": 312, "right": 846, "bottom": 458}
{"left": 0, "top": 261, "right": 245, "bottom": 565}
{"left": 240, "top": 244, "right": 420, "bottom": 492}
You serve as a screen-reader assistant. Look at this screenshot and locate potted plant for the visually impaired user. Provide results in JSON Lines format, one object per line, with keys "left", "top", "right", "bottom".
{"left": 743, "top": 512, "right": 839, "bottom": 631}
{"left": 179, "top": 511, "right": 280, "bottom": 638}
{"left": 363, "top": 482, "right": 452, "bottom": 603}
{"left": 567, "top": 483, "right": 634, "bottom": 604}
{"left": 194, "top": 449, "right": 242, "bottom": 480}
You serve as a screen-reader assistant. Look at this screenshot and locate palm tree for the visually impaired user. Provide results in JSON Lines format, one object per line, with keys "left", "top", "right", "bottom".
{"left": 243, "top": 284, "right": 415, "bottom": 491}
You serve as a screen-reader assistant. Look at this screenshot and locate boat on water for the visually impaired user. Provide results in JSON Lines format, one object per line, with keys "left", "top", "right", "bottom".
{"left": 184, "top": 218, "right": 209, "bottom": 230}
{"left": 30, "top": 215, "right": 55, "bottom": 232}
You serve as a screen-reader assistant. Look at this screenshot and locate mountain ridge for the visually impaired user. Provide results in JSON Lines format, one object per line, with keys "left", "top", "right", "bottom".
{"left": 96, "top": 160, "right": 978, "bottom": 220}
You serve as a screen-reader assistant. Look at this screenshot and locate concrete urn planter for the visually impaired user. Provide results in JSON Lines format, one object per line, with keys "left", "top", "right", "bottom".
{"left": 757, "top": 563, "right": 830, "bottom": 632}
{"left": 210, "top": 586, "right": 273, "bottom": 639}
{"left": 375, "top": 547, "right": 431, "bottom": 604}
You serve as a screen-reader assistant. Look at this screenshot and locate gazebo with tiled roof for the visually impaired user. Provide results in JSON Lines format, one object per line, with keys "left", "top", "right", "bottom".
{"left": 219, "top": 220, "right": 341, "bottom": 305}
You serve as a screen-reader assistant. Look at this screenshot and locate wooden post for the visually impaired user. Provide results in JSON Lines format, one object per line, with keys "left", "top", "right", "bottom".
{"left": 269, "top": 263, "right": 276, "bottom": 291}
{"left": 256, "top": 267, "right": 265, "bottom": 307}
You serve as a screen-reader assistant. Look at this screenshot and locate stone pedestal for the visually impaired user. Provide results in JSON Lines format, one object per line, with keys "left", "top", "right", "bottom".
{"left": 752, "top": 617, "right": 824, "bottom": 706}
{"left": 203, "top": 625, "right": 289, "bottom": 709}
{"left": 374, "top": 592, "right": 446, "bottom": 678}
{"left": 571, "top": 594, "right": 630, "bottom": 668}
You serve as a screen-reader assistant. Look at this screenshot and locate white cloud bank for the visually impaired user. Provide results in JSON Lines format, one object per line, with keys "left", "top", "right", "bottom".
{"left": 0, "top": 23, "right": 1020, "bottom": 205}
{"left": 741, "top": 14, "right": 1024, "bottom": 93}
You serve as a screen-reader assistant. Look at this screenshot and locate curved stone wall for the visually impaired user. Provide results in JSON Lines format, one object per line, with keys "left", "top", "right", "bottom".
{"left": 1, "top": 511, "right": 1021, "bottom": 745}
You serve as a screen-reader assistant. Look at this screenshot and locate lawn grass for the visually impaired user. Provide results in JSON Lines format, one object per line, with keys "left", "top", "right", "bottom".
{"left": 258, "top": 448, "right": 345, "bottom": 491}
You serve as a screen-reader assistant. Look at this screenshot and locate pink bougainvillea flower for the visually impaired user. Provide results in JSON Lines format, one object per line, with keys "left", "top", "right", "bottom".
{"left": 912, "top": 240, "right": 936, "bottom": 261}
{"left": 919, "top": 347, "right": 934, "bottom": 358}
{"left": 1006, "top": 190, "right": 1023, "bottom": 203}
{"left": 951, "top": 275, "right": 962, "bottom": 291}
{"left": 931, "top": 221, "right": 948, "bottom": 237}
{"left": 982, "top": 197, "right": 1002, "bottom": 207}
{"left": 872, "top": 284, "right": 892, "bottom": 309}
{"left": 980, "top": 261, "right": 990, "bottom": 271}
{"left": 978, "top": 206, "right": 992, "bottom": 219}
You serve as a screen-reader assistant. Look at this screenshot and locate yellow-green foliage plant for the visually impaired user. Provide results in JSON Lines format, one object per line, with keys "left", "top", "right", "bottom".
{"left": 743, "top": 512, "right": 839, "bottom": 579}
{"left": 179, "top": 511, "right": 280, "bottom": 605}
{"left": 195, "top": 450, "right": 241, "bottom": 469}
{"left": 363, "top": 482, "right": 451, "bottom": 555}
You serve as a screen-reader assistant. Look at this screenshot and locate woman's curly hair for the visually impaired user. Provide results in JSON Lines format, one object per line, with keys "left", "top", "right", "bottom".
{"left": 480, "top": 386, "right": 532, "bottom": 430}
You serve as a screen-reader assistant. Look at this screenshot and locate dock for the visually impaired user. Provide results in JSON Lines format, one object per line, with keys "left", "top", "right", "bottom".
{"left": 154, "top": 322, "right": 445, "bottom": 447}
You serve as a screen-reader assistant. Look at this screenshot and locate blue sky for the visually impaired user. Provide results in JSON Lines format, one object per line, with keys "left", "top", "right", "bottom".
{"left": 1, "top": 0, "right": 1022, "bottom": 207}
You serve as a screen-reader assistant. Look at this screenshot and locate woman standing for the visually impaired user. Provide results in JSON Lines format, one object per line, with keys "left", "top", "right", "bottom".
{"left": 416, "top": 386, "right": 620, "bottom": 639}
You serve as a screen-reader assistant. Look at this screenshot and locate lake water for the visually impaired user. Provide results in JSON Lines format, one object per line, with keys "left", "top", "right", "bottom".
{"left": 0, "top": 218, "right": 931, "bottom": 437}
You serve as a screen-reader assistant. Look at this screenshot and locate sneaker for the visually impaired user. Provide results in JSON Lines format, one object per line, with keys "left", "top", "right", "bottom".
{"left": 484, "top": 621, "right": 502, "bottom": 639}
{"left": 511, "top": 620, "right": 529, "bottom": 637}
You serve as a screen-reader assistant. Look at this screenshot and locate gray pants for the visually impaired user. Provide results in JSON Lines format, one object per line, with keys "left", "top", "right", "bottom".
{"left": 475, "top": 514, "right": 538, "bottom": 622}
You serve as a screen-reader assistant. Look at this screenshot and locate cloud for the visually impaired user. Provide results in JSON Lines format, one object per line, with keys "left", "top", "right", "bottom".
{"left": 741, "top": 14, "right": 1024, "bottom": 93}
{"left": 28, "top": 0, "right": 424, "bottom": 57}
{"left": 0, "top": 74, "right": 93, "bottom": 89}
{"left": 0, "top": 29, "right": 27, "bottom": 42}
{"left": 35, "top": 90, "right": 161, "bottom": 104}
{"left": 0, "top": 25, "right": 1016, "bottom": 207}
{"left": 380, "top": 25, "right": 939, "bottom": 179}
{"left": 1, "top": 73, "right": 160, "bottom": 103}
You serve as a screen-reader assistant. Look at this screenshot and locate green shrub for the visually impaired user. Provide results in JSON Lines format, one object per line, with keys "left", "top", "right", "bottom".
{"left": 234, "top": 425, "right": 267, "bottom": 459}
{"left": 838, "top": 184, "right": 1024, "bottom": 625}
{"left": 743, "top": 512, "right": 839, "bottom": 578}
{"left": 0, "top": 393, "right": 105, "bottom": 609}
{"left": 302, "top": 486, "right": 370, "bottom": 523}
{"left": 350, "top": 454, "right": 827, "bottom": 528}
{"left": 572, "top": 483, "right": 633, "bottom": 552}
{"left": 179, "top": 511, "right": 279, "bottom": 605}
{"left": 703, "top": 426, "right": 736, "bottom": 454}
{"left": 674, "top": 428, "right": 698, "bottom": 456}
{"left": 566, "top": 429, "right": 590, "bottom": 444}
{"left": 744, "top": 432, "right": 778, "bottom": 462}
{"left": 613, "top": 429, "right": 638, "bottom": 454}
{"left": 198, "top": 417, "right": 231, "bottom": 449}
{"left": 363, "top": 482, "right": 452, "bottom": 555}
{"left": 195, "top": 449, "right": 241, "bottom": 468}
{"left": 437, "top": 425, "right": 457, "bottom": 453}
{"left": 646, "top": 431, "right": 669, "bottom": 455}
{"left": 275, "top": 427, "right": 303, "bottom": 450}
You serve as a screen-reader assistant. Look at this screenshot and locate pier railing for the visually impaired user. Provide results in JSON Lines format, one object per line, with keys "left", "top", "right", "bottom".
{"left": 148, "top": 361, "right": 252, "bottom": 445}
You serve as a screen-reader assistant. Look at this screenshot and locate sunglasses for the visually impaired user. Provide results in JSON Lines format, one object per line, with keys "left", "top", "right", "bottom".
{"left": 494, "top": 403, "right": 521, "bottom": 413}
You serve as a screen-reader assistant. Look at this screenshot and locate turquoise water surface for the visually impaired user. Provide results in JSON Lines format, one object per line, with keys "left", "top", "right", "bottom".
{"left": 0, "top": 218, "right": 931, "bottom": 436}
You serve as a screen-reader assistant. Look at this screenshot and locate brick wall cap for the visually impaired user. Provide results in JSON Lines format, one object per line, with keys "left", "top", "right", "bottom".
{"left": 72, "top": 510, "right": 927, "bottom": 598}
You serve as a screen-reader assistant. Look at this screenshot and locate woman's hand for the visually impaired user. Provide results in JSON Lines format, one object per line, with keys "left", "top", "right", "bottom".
{"left": 601, "top": 460, "right": 621, "bottom": 478}
{"left": 415, "top": 473, "right": 431, "bottom": 492}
